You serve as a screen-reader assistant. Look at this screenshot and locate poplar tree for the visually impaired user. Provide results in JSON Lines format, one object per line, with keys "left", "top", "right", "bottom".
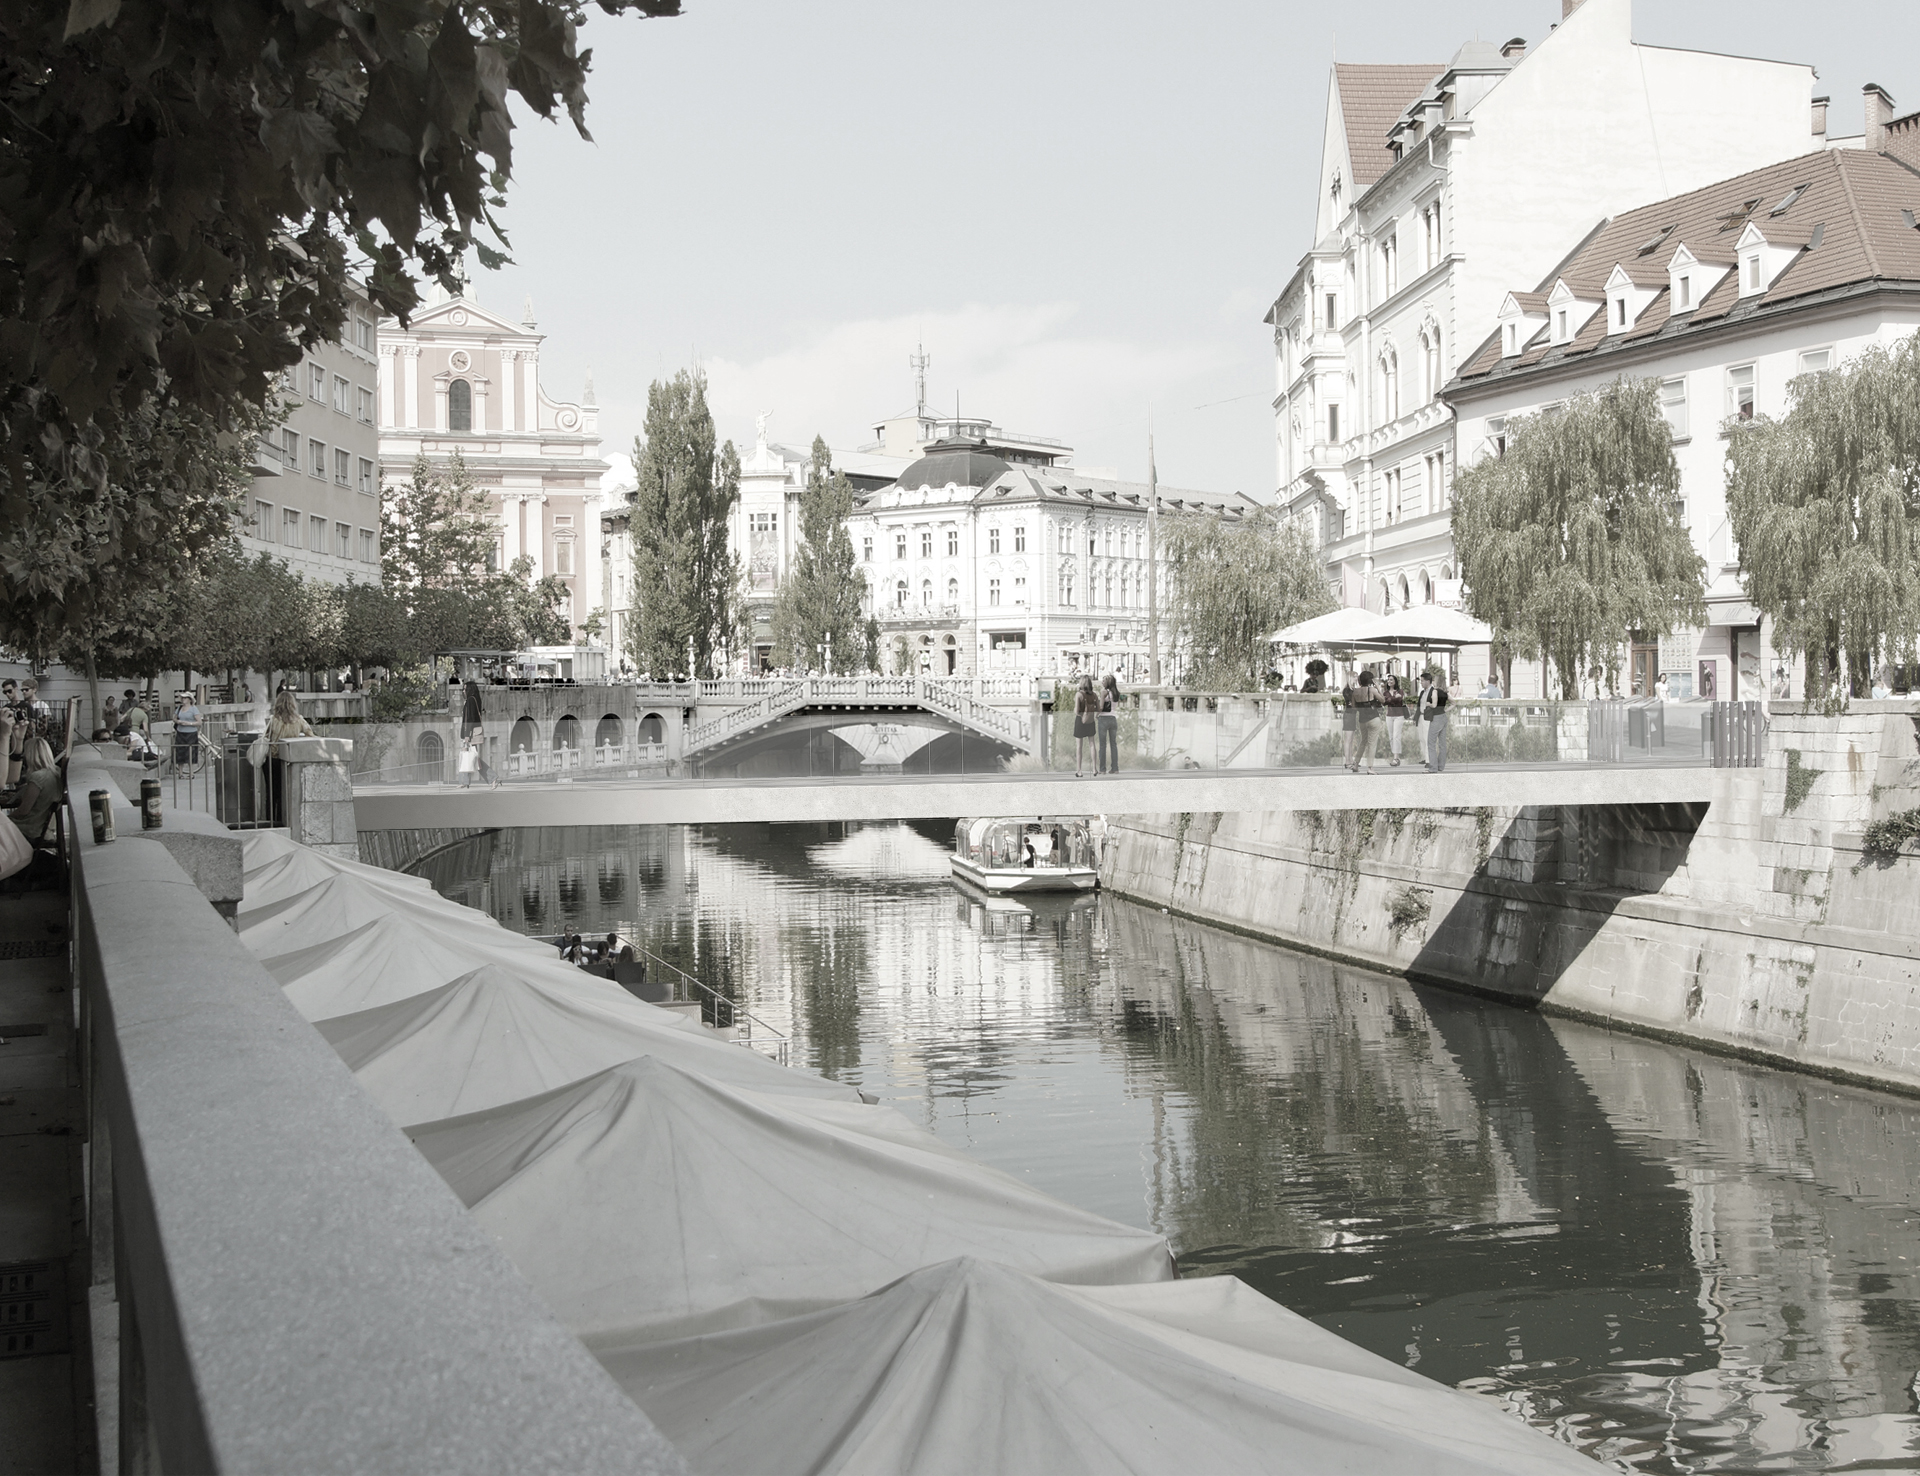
{"left": 1725, "top": 333, "right": 1920, "bottom": 697}
{"left": 1162, "top": 507, "right": 1331, "bottom": 690}
{"left": 770, "top": 436, "right": 865, "bottom": 672}
{"left": 628, "top": 369, "right": 740, "bottom": 677}
{"left": 1451, "top": 378, "right": 1704, "bottom": 698}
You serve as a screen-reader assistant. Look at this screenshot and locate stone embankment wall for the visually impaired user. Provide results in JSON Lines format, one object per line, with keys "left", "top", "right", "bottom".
{"left": 1104, "top": 703, "right": 1920, "bottom": 1093}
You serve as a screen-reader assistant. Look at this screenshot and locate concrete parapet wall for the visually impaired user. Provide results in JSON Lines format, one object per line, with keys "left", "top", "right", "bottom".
{"left": 1103, "top": 705, "right": 1920, "bottom": 1094}
{"left": 64, "top": 752, "right": 684, "bottom": 1473}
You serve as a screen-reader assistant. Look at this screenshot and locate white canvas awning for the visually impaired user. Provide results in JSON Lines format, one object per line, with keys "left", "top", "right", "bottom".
{"left": 1350, "top": 605, "right": 1497, "bottom": 651}
{"left": 409, "top": 1058, "right": 1174, "bottom": 1340}
{"left": 596, "top": 1257, "right": 1595, "bottom": 1476}
{"left": 318, "top": 964, "right": 856, "bottom": 1118}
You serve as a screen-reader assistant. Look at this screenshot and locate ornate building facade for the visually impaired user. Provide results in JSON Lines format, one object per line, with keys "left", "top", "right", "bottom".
{"left": 377, "top": 292, "right": 608, "bottom": 635}
{"left": 1266, "top": 0, "right": 1824, "bottom": 648}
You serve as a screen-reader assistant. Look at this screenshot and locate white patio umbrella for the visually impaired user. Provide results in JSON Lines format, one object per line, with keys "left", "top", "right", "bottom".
{"left": 596, "top": 1256, "right": 1598, "bottom": 1476}
{"left": 1352, "top": 605, "right": 1495, "bottom": 651}
{"left": 1271, "top": 607, "right": 1390, "bottom": 647}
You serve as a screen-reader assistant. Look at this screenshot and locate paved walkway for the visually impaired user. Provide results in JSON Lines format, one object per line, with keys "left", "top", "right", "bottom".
{"left": 354, "top": 756, "right": 1721, "bottom": 831}
{"left": 0, "top": 885, "right": 91, "bottom": 1475}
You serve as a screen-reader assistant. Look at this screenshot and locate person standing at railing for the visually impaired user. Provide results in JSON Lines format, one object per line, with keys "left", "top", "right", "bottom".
{"left": 1348, "top": 670, "right": 1384, "bottom": 774}
{"left": 1096, "top": 674, "right": 1122, "bottom": 774}
{"left": 262, "top": 690, "right": 314, "bottom": 825}
{"left": 1071, "top": 676, "right": 1099, "bottom": 777}
{"left": 172, "top": 693, "right": 201, "bottom": 768}
{"left": 1382, "top": 675, "right": 1408, "bottom": 768}
{"left": 1418, "top": 671, "right": 1451, "bottom": 772}
{"left": 1480, "top": 675, "right": 1504, "bottom": 699}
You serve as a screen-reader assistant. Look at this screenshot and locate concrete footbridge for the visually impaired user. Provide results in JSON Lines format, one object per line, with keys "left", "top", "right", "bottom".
{"left": 352, "top": 758, "right": 1721, "bottom": 830}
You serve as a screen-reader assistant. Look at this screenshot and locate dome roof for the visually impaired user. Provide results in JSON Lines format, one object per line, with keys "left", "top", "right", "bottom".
{"left": 896, "top": 438, "right": 1011, "bottom": 491}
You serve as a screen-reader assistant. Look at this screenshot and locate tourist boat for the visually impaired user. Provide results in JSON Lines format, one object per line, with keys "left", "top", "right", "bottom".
{"left": 950, "top": 817, "right": 1100, "bottom": 894}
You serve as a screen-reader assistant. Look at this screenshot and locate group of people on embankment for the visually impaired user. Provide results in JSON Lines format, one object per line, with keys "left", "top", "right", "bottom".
{"left": 1070, "top": 675, "right": 1124, "bottom": 777}
{"left": 1339, "top": 668, "right": 1454, "bottom": 774}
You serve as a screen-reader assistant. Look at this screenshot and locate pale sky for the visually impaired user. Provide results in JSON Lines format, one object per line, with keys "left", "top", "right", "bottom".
{"left": 473, "top": 0, "right": 1917, "bottom": 499}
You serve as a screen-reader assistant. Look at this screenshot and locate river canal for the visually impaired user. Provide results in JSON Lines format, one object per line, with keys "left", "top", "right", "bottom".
{"left": 416, "top": 822, "right": 1920, "bottom": 1474}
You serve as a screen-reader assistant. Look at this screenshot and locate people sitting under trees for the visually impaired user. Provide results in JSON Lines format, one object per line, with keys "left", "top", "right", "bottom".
{"left": 8, "top": 737, "right": 65, "bottom": 845}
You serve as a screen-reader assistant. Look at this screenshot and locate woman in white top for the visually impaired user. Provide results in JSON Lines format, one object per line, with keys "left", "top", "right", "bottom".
{"left": 457, "top": 736, "right": 480, "bottom": 788}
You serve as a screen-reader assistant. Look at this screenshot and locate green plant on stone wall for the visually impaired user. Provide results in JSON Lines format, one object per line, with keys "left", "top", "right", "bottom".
{"left": 1280, "top": 730, "right": 1347, "bottom": 768}
{"left": 1783, "top": 749, "right": 1822, "bottom": 815}
{"left": 1859, "top": 808, "right": 1920, "bottom": 865}
{"left": 1387, "top": 886, "right": 1432, "bottom": 936}
{"left": 1475, "top": 807, "right": 1496, "bottom": 863}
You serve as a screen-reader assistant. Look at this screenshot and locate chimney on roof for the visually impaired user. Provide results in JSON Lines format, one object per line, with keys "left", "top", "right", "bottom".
{"left": 1562, "top": 0, "right": 1582, "bottom": 16}
{"left": 1811, "top": 95, "right": 1829, "bottom": 137}
{"left": 1864, "top": 83, "right": 1895, "bottom": 152}
{"left": 1500, "top": 36, "right": 1526, "bottom": 60}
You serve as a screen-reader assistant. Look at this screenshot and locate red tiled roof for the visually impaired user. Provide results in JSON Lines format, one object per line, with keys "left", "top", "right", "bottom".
{"left": 1453, "top": 148, "right": 1920, "bottom": 387}
{"left": 1334, "top": 63, "right": 1442, "bottom": 190}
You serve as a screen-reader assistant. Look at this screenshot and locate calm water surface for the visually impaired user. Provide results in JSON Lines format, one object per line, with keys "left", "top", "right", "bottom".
{"left": 418, "top": 822, "right": 1920, "bottom": 1474}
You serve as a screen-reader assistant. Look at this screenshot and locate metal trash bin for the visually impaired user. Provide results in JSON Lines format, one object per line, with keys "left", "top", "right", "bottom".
{"left": 218, "top": 731, "right": 260, "bottom": 825}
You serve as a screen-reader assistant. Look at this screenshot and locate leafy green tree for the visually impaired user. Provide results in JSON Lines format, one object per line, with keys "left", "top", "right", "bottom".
{"left": 1726, "top": 333, "right": 1920, "bottom": 697}
{"left": 382, "top": 454, "right": 498, "bottom": 601}
{"left": 1, "top": 0, "right": 680, "bottom": 631}
{"left": 1162, "top": 506, "right": 1333, "bottom": 690}
{"left": 628, "top": 369, "right": 740, "bottom": 676}
{"left": 770, "top": 436, "right": 864, "bottom": 672}
{"left": 862, "top": 616, "right": 880, "bottom": 675}
{"left": 1451, "top": 378, "right": 1705, "bottom": 698}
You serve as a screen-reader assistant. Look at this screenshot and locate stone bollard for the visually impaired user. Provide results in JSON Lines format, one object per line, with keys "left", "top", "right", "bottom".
{"left": 280, "top": 736, "right": 358, "bottom": 860}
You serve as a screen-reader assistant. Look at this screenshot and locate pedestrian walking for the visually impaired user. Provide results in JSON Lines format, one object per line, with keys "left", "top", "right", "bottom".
{"left": 1339, "top": 670, "right": 1362, "bottom": 769}
{"left": 1072, "top": 676, "right": 1099, "bottom": 777}
{"left": 1383, "top": 675, "right": 1407, "bottom": 767}
{"left": 1349, "top": 670, "right": 1385, "bottom": 773}
{"left": 172, "top": 692, "right": 201, "bottom": 767}
{"left": 467, "top": 725, "right": 500, "bottom": 787}
{"left": 1419, "top": 671, "right": 1452, "bottom": 772}
{"left": 1096, "top": 674, "right": 1122, "bottom": 774}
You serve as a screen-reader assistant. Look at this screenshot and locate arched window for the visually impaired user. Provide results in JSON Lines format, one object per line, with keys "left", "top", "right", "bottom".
{"left": 1421, "top": 571, "right": 1434, "bottom": 605}
{"left": 946, "top": 577, "right": 959, "bottom": 605}
{"left": 449, "top": 378, "right": 472, "bottom": 432}
{"left": 1422, "top": 329, "right": 1442, "bottom": 403}
{"left": 920, "top": 578, "right": 933, "bottom": 608}
{"left": 1379, "top": 353, "right": 1399, "bottom": 422}
{"left": 1397, "top": 574, "right": 1411, "bottom": 610}
{"left": 895, "top": 579, "right": 908, "bottom": 609}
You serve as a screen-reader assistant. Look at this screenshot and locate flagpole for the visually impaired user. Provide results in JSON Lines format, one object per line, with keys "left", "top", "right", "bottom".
{"left": 1146, "top": 430, "right": 1161, "bottom": 687}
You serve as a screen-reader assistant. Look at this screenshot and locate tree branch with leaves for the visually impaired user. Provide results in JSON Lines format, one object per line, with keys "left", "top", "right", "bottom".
{"left": 1161, "top": 507, "right": 1332, "bottom": 690}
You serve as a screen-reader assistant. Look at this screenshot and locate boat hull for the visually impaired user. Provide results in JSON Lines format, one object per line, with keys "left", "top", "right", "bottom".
{"left": 950, "top": 855, "right": 1099, "bottom": 894}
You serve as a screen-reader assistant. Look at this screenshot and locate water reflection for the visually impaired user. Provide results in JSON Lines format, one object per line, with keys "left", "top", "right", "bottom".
{"left": 416, "top": 823, "right": 1920, "bottom": 1473}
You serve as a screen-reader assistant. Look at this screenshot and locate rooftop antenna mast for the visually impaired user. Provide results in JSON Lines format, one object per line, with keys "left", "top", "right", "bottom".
{"left": 911, "top": 341, "right": 930, "bottom": 418}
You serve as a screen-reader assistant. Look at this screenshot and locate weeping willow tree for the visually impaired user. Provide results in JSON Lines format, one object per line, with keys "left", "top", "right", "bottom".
{"left": 1725, "top": 333, "right": 1920, "bottom": 698}
{"left": 1451, "top": 377, "right": 1705, "bottom": 698}
{"left": 1161, "top": 507, "right": 1331, "bottom": 689}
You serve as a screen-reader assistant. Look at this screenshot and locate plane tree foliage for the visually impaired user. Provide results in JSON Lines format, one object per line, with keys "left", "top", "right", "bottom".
{"left": 627, "top": 369, "right": 740, "bottom": 677}
{"left": 1450, "top": 378, "right": 1705, "bottom": 699}
{"left": 1725, "top": 332, "right": 1920, "bottom": 697}
{"left": 771, "top": 436, "right": 865, "bottom": 673}
{"left": 1162, "top": 506, "right": 1332, "bottom": 690}
{"left": 0, "top": 0, "right": 680, "bottom": 635}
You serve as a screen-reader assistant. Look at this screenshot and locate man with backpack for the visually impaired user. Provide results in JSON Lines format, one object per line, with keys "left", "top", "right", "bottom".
{"left": 1418, "top": 670, "right": 1451, "bottom": 772}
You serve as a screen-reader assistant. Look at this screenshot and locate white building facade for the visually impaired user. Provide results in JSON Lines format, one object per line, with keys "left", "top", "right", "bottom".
{"left": 377, "top": 293, "right": 607, "bottom": 635}
{"left": 1443, "top": 135, "right": 1920, "bottom": 700}
{"left": 1267, "top": 0, "right": 1824, "bottom": 625}
{"left": 246, "top": 282, "right": 383, "bottom": 584}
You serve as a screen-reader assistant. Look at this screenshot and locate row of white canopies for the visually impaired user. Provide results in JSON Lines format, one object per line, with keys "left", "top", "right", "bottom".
{"left": 237, "top": 829, "right": 1591, "bottom": 1474}
{"left": 1273, "top": 605, "right": 1496, "bottom": 653}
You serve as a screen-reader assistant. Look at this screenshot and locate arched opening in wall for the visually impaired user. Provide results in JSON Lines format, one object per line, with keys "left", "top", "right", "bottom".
{"left": 552, "top": 714, "right": 582, "bottom": 751}
{"left": 942, "top": 633, "right": 958, "bottom": 675}
{"left": 595, "top": 714, "right": 622, "bottom": 748}
{"left": 510, "top": 716, "right": 538, "bottom": 753}
{"left": 1421, "top": 570, "right": 1434, "bottom": 605}
{"left": 1441, "top": 564, "right": 1454, "bottom": 581}
{"left": 638, "top": 712, "right": 666, "bottom": 745}
{"left": 449, "top": 378, "right": 472, "bottom": 432}
{"left": 1397, "top": 574, "right": 1411, "bottom": 610}
{"left": 415, "top": 731, "right": 444, "bottom": 771}
{"left": 945, "top": 577, "right": 959, "bottom": 607}
{"left": 1379, "top": 579, "right": 1394, "bottom": 614}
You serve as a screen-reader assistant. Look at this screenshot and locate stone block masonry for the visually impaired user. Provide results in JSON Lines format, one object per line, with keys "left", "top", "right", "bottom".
{"left": 1103, "top": 703, "right": 1920, "bottom": 1095}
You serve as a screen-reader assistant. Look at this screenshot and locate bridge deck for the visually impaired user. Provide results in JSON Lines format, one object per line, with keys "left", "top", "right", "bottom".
{"left": 353, "top": 760, "right": 1721, "bottom": 829}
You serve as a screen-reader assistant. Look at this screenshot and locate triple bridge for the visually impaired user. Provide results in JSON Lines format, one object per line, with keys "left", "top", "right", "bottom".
{"left": 457, "top": 676, "right": 1038, "bottom": 781}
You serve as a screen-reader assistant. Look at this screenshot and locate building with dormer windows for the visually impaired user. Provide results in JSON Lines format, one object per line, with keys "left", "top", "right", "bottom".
{"left": 1265, "top": 0, "right": 1823, "bottom": 645}
{"left": 377, "top": 291, "right": 608, "bottom": 635}
{"left": 1444, "top": 120, "right": 1920, "bottom": 700}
